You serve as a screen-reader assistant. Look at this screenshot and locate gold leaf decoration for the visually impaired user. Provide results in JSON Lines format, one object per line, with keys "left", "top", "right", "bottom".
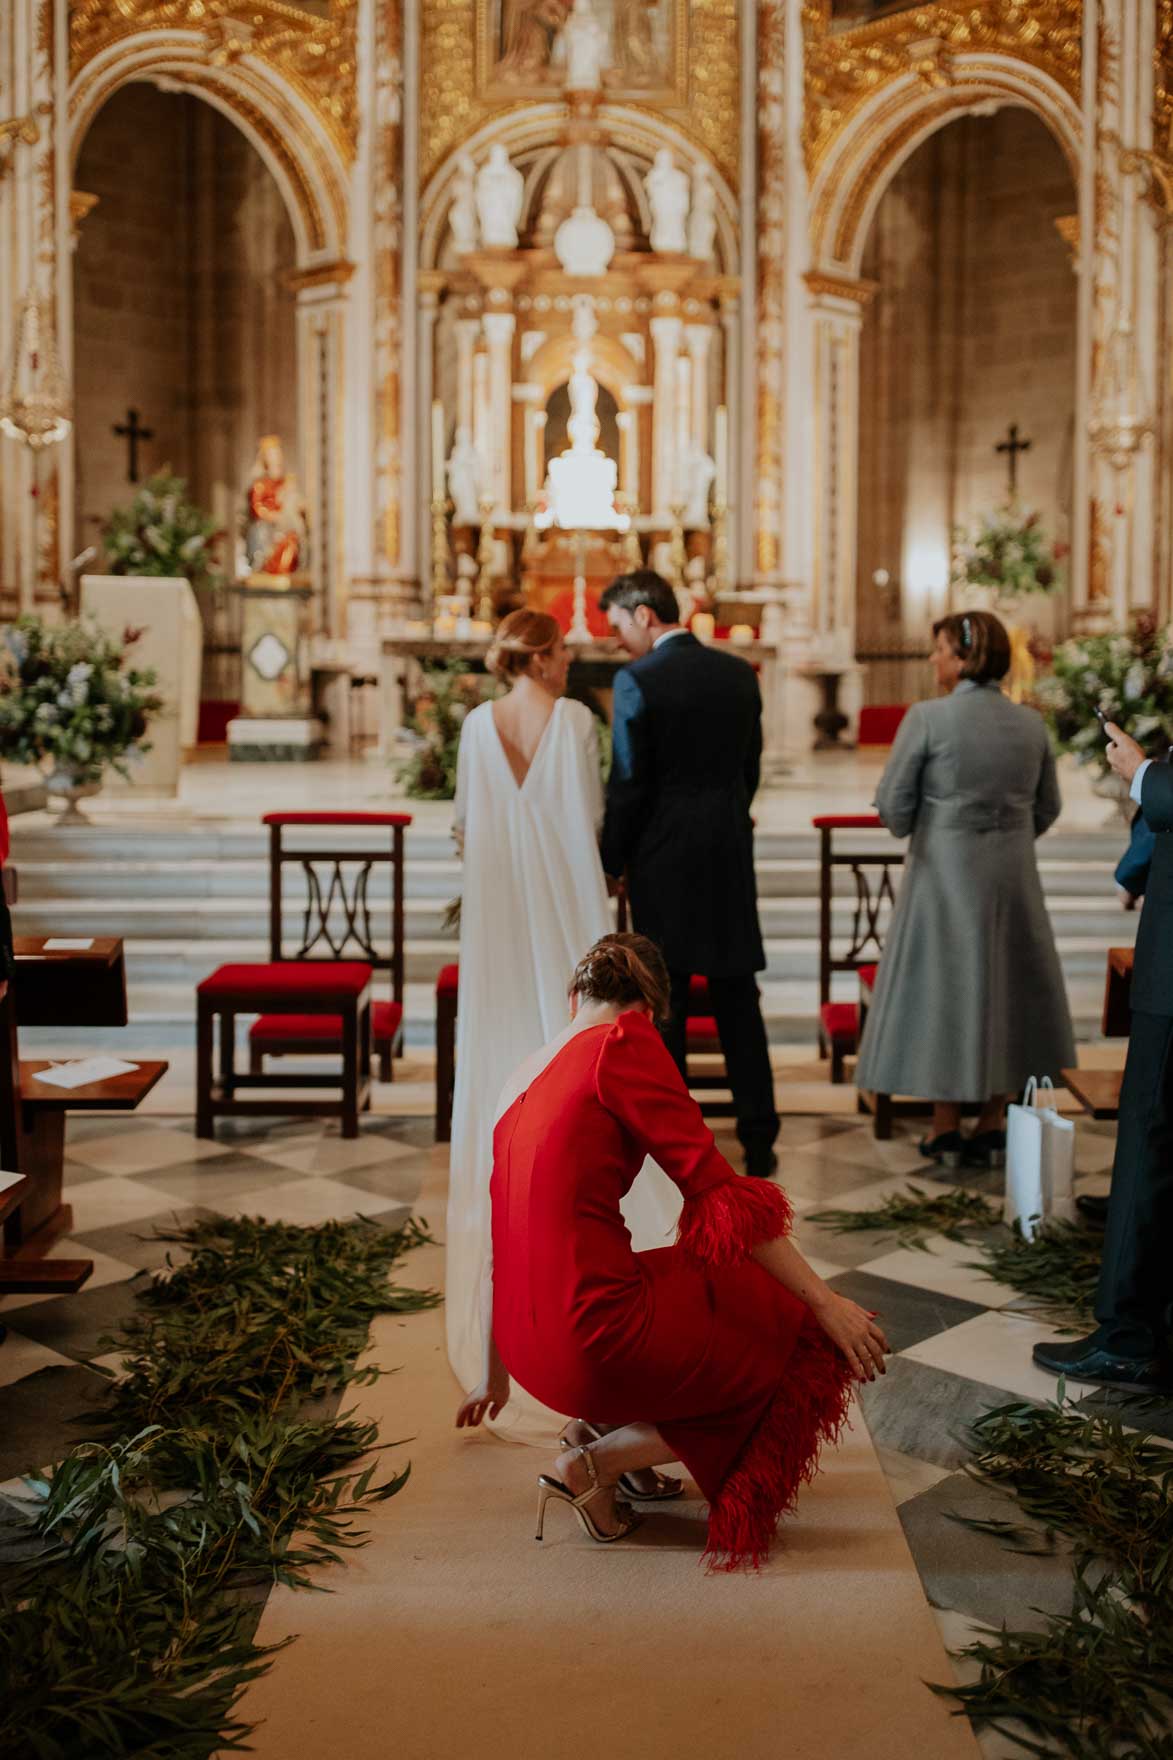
{"left": 802, "top": 0, "right": 1082, "bottom": 175}
{"left": 68, "top": 0, "right": 358, "bottom": 162}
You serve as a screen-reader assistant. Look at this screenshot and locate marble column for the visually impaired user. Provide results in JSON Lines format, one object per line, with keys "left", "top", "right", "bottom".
{"left": 291, "top": 263, "right": 355, "bottom": 639}
{"left": 684, "top": 323, "right": 714, "bottom": 454}
{"left": 415, "top": 278, "right": 441, "bottom": 594}
{"left": 482, "top": 310, "right": 516, "bottom": 512}
{"left": 650, "top": 314, "right": 683, "bottom": 517}
{"left": 455, "top": 318, "right": 480, "bottom": 435}
{"left": 805, "top": 275, "right": 875, "bottom": 666}
{"left": 719, "top": 292, "right": 741, "bottom": 581}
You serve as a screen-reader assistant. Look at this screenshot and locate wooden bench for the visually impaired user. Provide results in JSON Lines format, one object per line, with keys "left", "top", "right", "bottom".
{"left": 813, "top": 815, "right": 902, "bottom": 1086}
{"left": 1061, "top": 1067, "right": 1124, "bottom": 1120}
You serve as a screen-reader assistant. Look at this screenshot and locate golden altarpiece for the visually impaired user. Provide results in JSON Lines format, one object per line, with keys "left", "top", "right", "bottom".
{"left": 1, "top": 1, "right": 1172, "bottom": 757}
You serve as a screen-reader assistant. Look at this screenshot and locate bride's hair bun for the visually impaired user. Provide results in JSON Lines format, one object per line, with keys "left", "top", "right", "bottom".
{"left": 569, "top": 932, "right": 670, "bottom": 1025}
{"left": 485, "top": 608, "right": 562, "bottom": 680}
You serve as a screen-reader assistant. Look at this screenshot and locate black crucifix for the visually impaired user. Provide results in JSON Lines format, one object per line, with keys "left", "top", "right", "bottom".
{"left": 995, "top": 422, "right": 1032, "bottom": 497}
{"left": 113, "top": 407, "right": 154, "bottom": 484}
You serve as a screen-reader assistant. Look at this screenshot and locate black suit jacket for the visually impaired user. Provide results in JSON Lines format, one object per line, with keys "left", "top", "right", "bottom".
{"left": 1132, "top": 759, "right": 1173, "bottom": 1016}
{"left": 601, "top": 632, "right": 765, "bottom": 976}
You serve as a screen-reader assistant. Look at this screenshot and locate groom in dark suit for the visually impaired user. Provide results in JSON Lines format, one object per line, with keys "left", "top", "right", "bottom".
{"left": 599, "top": 571, "right": 779, "bottom": 1177}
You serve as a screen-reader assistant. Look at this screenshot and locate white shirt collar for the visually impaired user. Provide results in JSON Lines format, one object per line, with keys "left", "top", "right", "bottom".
{"left": 653, "top": 627, "right": 689, "bottom": 649}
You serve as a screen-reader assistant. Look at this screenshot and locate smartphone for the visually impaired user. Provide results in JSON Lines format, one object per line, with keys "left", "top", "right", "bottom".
{"left": 1093, "top": 706, "right": 1110, "bottom": 732}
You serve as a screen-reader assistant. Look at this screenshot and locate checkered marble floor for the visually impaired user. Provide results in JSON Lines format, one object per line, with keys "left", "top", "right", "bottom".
{"left": 0, "top": 1104, "right": 1158, "bottom": 1758}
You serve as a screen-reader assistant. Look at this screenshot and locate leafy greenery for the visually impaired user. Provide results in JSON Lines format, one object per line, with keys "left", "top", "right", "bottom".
{"left": 396, "top": 659, "right": 501, "bottom": 800}
{"left": 934, "top": 1399, "right": 1173, "bottom": 1755}
{"left": 0, "top": 1212, "right": 438, "bottom": 1759}
{"left": 0, "top": 614, "right": 163, "bottom": 785}
{"left": 952, "top": 502, "right": 1065, "bottom": 598}
{"left": 102, "top": 471, "right": 221, "bottom": 585}
{"left": 969, "top": 1219, "right": 1102, "bottom": 1328}
{"left": 806, "top": 1184, "right": 1000, "bottom": 1251}
{"left": 1036, "top": 611, "right": 1173, "bottom": 778}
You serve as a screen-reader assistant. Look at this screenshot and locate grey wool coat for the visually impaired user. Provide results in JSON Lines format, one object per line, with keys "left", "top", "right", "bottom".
{"left": 854, "top": 680, "right": 1076, "bottom": 1104}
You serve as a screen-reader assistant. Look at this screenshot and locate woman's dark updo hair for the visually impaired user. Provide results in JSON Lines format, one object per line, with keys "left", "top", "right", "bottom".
{"left": 569, "top": 933, "right": 670, "bottom": 1026}
{"left": 932, "top": 609, "right": 1011, "bottom": 684}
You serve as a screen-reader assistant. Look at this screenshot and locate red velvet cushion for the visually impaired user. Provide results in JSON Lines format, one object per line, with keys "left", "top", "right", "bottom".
{"left": 819, "top": 1000, "right": 860, "bottom": 1046}
{"left": 687, "top": 1015, "right": 721, "bottom": 1046}
{"left": 811, "top": 815, "right": 883, "bottom": 830}
{"left": 437, "top": 963, "right": 460, "bottom": 997}
{"left": 263, "top": 812, "right": 413, "bottom": 827}
{"left": 199, "top": 961, "right": 372, "bottom": 1002}
{"left": 857, "top": 705, "right": 908, "bottom": 747}
{"left": 858, "top": 963, "right": 879, "bottom": 993}
{"left": 688, "top": 975, "right": 710, "bottom": 1005}
{"left": 249, "top": 999, "right": 403, "bottom": 1046}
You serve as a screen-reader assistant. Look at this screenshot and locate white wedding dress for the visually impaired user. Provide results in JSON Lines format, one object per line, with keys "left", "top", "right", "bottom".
{"left": 446, "top": 695, "right": 681, "bottom": 1442}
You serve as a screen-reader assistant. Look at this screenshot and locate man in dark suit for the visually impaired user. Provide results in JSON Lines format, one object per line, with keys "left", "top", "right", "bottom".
{"left": 1034, "top": 723, "right": 1173, "bottom": 1389}
{"left": 599, "top": 570, "right": 779, "bottom": 1176}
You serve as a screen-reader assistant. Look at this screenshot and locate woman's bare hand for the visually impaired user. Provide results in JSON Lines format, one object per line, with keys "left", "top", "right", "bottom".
{"left": 455, "top": 1367, "right": 510, "bottom": 1428}
{"left": 811, "top": 1292, "right": 889, "bottom": 1382}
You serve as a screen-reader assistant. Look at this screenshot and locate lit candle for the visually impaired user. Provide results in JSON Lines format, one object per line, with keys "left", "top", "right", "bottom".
{"left": 691, "top": 611, "right": 715, "bottom": 643}
{"left": 729, "top": 622, "right": 754, "bottom": 646}
{"left": 431, "top": 400, "right": 445, "bottom": 499}
{"left": 714, "top": 404, "right": 728, "bottom": 502}
{"left": 433, "top": 613, "right": 457, "bottom": 639}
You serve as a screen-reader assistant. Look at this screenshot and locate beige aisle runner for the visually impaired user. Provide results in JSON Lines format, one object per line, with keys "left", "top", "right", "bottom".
{"left": 241, "top": 1150, "right": 981, "bottom": 1760}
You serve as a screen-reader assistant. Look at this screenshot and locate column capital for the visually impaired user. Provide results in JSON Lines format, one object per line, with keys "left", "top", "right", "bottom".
{"left": 684, "top": 321, "right": 715, "bottom": 357}
{"left": 482, "top": 310, "right": 516, "bottom": 345}
{"left": 649, "top": 313, "right": 684, "bottom": 351}
{"left": 803, "top": 269, "right": 878, "bottom": 313}
{"left": 286, "top": 258, "right": 357, "bottom": 303}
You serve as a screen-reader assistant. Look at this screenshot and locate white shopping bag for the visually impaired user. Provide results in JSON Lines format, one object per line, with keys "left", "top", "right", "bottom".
{"left": 1004, "top": 1076, "right": 1076, "bottom": 1241}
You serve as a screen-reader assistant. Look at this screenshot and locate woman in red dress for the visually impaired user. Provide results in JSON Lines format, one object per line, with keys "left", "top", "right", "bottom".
{"left": 456, "top": 934, "right": 888, "bottom": 1570}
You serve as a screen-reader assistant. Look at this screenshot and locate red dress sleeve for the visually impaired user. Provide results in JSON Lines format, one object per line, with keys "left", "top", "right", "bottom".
{"left": 594, "top": 1011, "right": 792, "bottom": 1268}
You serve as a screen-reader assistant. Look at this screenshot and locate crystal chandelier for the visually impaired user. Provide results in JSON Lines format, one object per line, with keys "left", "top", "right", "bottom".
{"left": 1088, "top": 312, "right": 1152, "bottom": 473}
{"left": 0, "top": 292, "right": 72, "bottom": 450}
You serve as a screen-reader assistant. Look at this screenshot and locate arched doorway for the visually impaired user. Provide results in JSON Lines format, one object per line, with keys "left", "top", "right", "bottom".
{"left": 854, "top": 106, "right": 1078, "bottom": 703}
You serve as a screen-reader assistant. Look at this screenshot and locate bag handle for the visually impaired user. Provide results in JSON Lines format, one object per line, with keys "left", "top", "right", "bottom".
{"left": 1021, "top": 1076, "right": 1038, "bottom": 1107}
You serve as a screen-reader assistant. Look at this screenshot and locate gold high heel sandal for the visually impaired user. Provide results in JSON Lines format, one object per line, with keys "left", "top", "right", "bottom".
{"left": 558, "top": 1421, "right": 684, "bottom": 1502}
{"left": 535, "top": 1444, "right": 642, "bottom": 1545}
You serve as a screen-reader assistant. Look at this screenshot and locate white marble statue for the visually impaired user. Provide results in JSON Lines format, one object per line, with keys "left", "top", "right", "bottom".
{"left": 447, "top": 426, "right": 483, "bottom": 526}
{"left": 688, "top": 162, "right": 717, "bottom": 263}
{"left": 681, "top": 441, "right": 716, "bottom": 528}
{"left": 645, "top": 148, "right": 690, "bottom": 254}
{"left": 450, "top": 154, "right": 479, "bottom": 254}
{"left": 476, "top": 145, "right": 525, "bottom": 250}
{"left": 563, "top": 0, "right": 608, "bottom": 91}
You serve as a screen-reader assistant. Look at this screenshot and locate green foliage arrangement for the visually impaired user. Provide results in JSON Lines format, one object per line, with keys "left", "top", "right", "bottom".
{"left": 806, "top": 1185, "right": 1000, "bottom": 1251}
{"left": 0, "top": 614, "right": 163, "bottom": 784}
{"left": 0, "top": 1211, "right": 438, "bottom": 1759}
{"left": 1036, "top": 611, "right": 1173, "bottom": 776}
{"left": 102, "top": 471, "right": 221, "bottom": 584}
{"left": 936, "top": 1399, "right": 1173, "bottom": 1753}
{"left": 396, "top": 660, "right": 502, "bottom": 801}
{"left": 952, "top": 503, "right": 1065, "bottom": 598}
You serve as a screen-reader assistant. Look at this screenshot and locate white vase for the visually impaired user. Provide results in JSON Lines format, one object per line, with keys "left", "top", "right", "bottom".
{"left": 44, "top": 764, "right": 101, "bottom": 825}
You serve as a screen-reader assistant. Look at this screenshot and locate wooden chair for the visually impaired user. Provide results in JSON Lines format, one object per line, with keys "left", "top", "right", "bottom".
{"left": 435, "top": 964, "right": 459, "bottom": 1144}
{"left": 813, "top": 815, "right": 902, "bottom": 1087}
{"left": 246, "top": 811, "right": 412, "bottom": 1083}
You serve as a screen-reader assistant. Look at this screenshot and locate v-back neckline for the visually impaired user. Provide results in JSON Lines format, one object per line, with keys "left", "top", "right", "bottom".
{"left": 489, "top": 696, "right": 560, "bottom": 792}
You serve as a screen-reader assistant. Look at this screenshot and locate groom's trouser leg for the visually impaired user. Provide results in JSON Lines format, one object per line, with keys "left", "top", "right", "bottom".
{"left": 664, "top": 970, "right": 691, "bottom": 1081}
{"left": 706, "top": 974, "right": 779, "bottom": 1162}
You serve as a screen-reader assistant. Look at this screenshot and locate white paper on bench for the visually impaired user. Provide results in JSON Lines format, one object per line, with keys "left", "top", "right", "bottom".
{"left": 29, "top": 1056, "right": 139, "bottom": 1090}
{"left": 42, "top": 938, "right": 96, "bottom": 951}
{"left": 0, "top": 1168, "right": 23, "bottom": 1193}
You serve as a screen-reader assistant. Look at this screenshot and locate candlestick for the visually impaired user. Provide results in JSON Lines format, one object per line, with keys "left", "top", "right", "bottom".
{"left": 668, "top": 502, "right": 688, "bottom": 599}
{"left": 714, "top": 405, "right": 728, "bottom": 500}
{"left": 567, "top": 529, "right": 592, "bottom": 645}
{"left": 475, "top": 495, "right": 496, "bottom": 623}
{"left": 431, "top": 399, "right": 445, "bottom": 495}
{"left": 430, "top": 491, "right": 450, "bottom": 600}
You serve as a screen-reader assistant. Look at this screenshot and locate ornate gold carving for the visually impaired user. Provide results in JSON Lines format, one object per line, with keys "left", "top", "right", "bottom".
{"left": 802, "top": 0, "right": 1082, "bottom": 175}
{"left": 755, "top": 0, "right": 786, "bottom": 580}
{"left": 420, "top": 0, "right": 738, "bottom": 195}
{"left": 284, "top": 258, "right": 356, "bottom": 293}
{"left": 69, "top": 189, "right": 99, "bottom": 238}
{"left": 1053, "top": 212, "right": 1079, "bottom": 262}
{"left": 374, "top": 0, "right": 404, "bottom": 575}
{"left": 68, "top": 0, "right": 358, "bottom": 162}
{"left": 803, "top": 268, "right": 878, "bottom": 305}
{"left": 1156, "top": 0, "right": 1173, "bottom": 159}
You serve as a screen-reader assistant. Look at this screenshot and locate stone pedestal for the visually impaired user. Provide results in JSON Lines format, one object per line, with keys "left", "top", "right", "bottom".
{"left": 80, "top": 573, "right": 202, "bottom": 796}
{"left": 228, "top": 583, "right": 323, "bottom": 762}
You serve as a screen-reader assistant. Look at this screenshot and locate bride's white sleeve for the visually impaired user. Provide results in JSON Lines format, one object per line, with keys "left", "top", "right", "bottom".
{"left": 478, "top": 1243, "right": 494, "bottom": 1382}
{"left": 581, "top": 707, "right": 605, "bottom": 836}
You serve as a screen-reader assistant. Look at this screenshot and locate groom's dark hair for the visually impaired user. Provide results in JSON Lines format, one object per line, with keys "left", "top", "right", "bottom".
{"left": 599, "top": 570, "right": 680, "bottom": 626}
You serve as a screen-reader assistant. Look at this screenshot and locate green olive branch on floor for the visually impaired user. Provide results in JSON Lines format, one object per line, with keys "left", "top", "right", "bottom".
{"left": 0, "top": 1212, "right": 439, "bottom": 1760}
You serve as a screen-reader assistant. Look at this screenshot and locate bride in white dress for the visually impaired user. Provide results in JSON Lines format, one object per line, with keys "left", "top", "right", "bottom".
{"left": 447, "top": 608, "right": 680, "bottom": 1440}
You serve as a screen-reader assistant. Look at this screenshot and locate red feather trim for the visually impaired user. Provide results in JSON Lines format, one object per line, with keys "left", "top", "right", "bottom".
{"left": 676, "top": 1176, "right": 793, "bottom": 1269}
{"left": 702, "top": 1316, "right": 854, "bottom": 1573}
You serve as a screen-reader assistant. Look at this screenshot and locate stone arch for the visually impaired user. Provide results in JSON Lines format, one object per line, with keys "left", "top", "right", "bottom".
{"left": 523, "top": 332, "right": 640, "bottom": 406}
{"left": 69, "top": 33, "right": 349, "bottom": 264}
{"left": 810, "top": 59, "right": 1082, "bottom": 277}
{"left": 420, "top": 104, "right": 738, "bottom": 273}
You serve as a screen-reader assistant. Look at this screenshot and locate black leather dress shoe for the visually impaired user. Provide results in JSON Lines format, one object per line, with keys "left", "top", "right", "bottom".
{"left": 1031, "top": 1334, "right": 1168, "bottom": 1392}
{"left": 1075, "top": 1194, "right": 1111, "bottom": 1225}
{"left": 745, "top": 1150, "right": 779, "bottom": 1180}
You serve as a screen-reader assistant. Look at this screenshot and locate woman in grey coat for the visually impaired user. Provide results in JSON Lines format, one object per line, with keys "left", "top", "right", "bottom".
{"left": 854, "top": 611, "right": 1075, "bottom": 1168}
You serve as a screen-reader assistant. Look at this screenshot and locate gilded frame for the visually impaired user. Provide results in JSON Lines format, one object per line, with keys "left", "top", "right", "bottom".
{"left": 474, "top": 0, "right": 689, "bottom": 108}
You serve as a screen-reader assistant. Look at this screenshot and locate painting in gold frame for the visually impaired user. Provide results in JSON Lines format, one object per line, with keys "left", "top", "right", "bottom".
{"left": 475, "top": 0, "right": 687, "bottom": 105}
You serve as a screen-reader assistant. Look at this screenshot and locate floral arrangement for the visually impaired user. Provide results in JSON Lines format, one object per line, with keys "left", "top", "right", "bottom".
{"left": 396, "top": 660, "right": 501, "bottom": 801}
{"left": 102, "top": 471, "right": 221, "bottom": 585}
{"left": 1035, "top": 611, "right": 1173, "bottom": 774}
{"left": 952, "top": 504, "right": 1066, "bottom": 598}
{"left": 0, "top": 616, "right": 163, "bottom": 785}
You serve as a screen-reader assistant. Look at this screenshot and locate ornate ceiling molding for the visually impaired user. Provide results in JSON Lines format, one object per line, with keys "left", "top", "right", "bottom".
{"left": 68, "top": 0, "right": 358, "bottom": 163}
{"left": 802, "top": 0, "right": 1082, "bottom": 176}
